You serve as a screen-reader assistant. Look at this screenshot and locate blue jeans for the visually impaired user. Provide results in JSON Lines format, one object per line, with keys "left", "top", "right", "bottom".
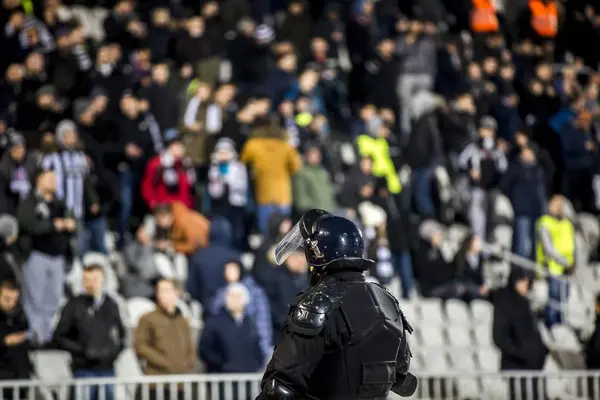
{"left": 73, "top": 369, "right": 115, "bottom": 400}
{"left": 393, "top": 251, "right": 413, "bottom": 299}
{"left": 546, "top": 276, "right": 569, "bottom": 328}
{"left": 513, "top": 216, "right": 534, "bottom": 259}
{"left": 411, "top": 167, "right": 436, "bottom": 218}
{"left": 257, "top": 204, "right": 291, "bottom": 235}
{"left": 117, "top": 169, "right": 137, "bottom": 249}
{"left": 79, "top": 216, "right": 108, "bottom": 255}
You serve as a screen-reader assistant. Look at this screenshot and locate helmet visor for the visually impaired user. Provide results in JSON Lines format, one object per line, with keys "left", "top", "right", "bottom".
{"left": 274, "top": 221, "right": 304, "bottom": 265}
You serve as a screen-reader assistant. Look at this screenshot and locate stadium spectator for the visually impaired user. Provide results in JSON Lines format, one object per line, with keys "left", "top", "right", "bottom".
{"left": 240, "top": 117, "right": 302, "bottom": 234}
{"left": 268, "top": 249, "right": 309, "bottom": 342}
{"left": 129, "top": 203, "right": 188, "bottom": 284}
{"left": 0, "top": 280, "right": 32, "bottom": 399}
{"left": 209, "top": 260, "right": 272, "bottom": 360}
{"left": 404, "top": 91, "right": 444, "bottom": 218}
{"left": 135, "top": 278, "right": 195, "bottom": 400}
{"left": 251, "top": 213, "right": 292, "bottom": 292}
{"left": 41, "top": 119, "right": 103, "bottom": 255}
{"left": 114, "top": 92, "right": 161, "bottom": 248}
{"left": 536, "top": 195, "right": 578, "bottom": 327}
{"left": 207, "top": 137, "right": 249, "bottom": 250}
{"left": 142, "top": 129, "right": 195, "bottom": 210}
{"left": 52, "top": 262, "right": 125, "bottom": 400}
{"left": 0, "top": 215, "right": 20, "bottom": 283}
{"left": 458, "top": 116, "right": 508, "bottom": 240}
{"left": 186, "top": 218, "right": 239, "bottom": 306}
{"left": 493, "top": 269, "right": 548, "bottom": 400}
{"left": 293, "top": 145, "right": 337, "bottom": 214}
{"left": 0, "top": 131, "right": 37, "bottom": 215}
{"left": 412, "top": 220, "right": 459, "bottom": 299}
{"left": 200, "top": 282, "right": 265, "bottom": 373}
{"left": 501, "top": 146, "right": 547, "bottom": 259}
{"left": 18, "top": 168, "right": 75, "bottom": 345}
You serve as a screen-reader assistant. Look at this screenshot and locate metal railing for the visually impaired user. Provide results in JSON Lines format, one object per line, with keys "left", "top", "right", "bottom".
{"left": 2, "top": 371, "right": 600, "bottom": 400}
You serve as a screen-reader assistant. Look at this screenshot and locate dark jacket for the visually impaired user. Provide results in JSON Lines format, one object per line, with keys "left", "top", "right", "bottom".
{"left": 0, "top": 306, "right": 32, "bottom": 379}
{"left": 500, "top": 161, "right": 546, "bottom": 218}
{"left": 492, "top": 285, "right": 547, "bottom": 370}
{"left": 186, "top": 218, "right": 241, "bottom": 305}
{"left": 52, "top": 294, "right": 125, "bottom": 371}
{"left": 0, "top": 152, "right": 38, "bottom": 215}
{"left": 586, "top": 315, "right": 600, "bottom": 369}
{"left": 199, "top": 309, "right": 264, "bottom": 373}
{"left": 17, "top": 192, "right": 71, "bottom": 257}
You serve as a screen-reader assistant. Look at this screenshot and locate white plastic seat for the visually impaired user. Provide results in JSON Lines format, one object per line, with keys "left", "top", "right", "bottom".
{"left": 418, "top": 298, "right": 445, "bottom": 327}
{"left": 32, "top": 350, "right": 73, "bottom": 400}
{"left": 551, "top": 325, "right": 581, "bottom": 352}
{"left": 446, "top": 325, "right": 472, "bottom": 347}
{"left": 474, "top": 323, "right": 493, "bottom": 347}
{"left": 448, "top": 349, "right": 479, "bottom": 399}
{"left": 32, "top": 350, "right": 72, "bottom": 380}
{"left": 492, "top": 225, "right": 513, "bottom": 249}
{"left": 399, "top": 301, "right": 418, "bottom": 323}
{"left": 420, "top": 348, "right": 450, "bottom": 374}
{"left": 126, "top": 297, "right": 156, "bottom": 327}
{"left": 471, "top": 299, "right": 493, "bottom": 324}
{"left": 115, "top": 348, "right": 143, "bottom": 377}
{"left": 445, "top": 299, "right": 471, "bottom": 326}
{"left": 419, "top": 327, "right": 445, "bottom": 347}
{"left": 494, "top": 194, "right": 514, "bottom": 222}
{"left": 476, "top": 347, "right": 500, "bottom": 372}
{"left": 447, "top": 223, "right": 470, "bottom": 244}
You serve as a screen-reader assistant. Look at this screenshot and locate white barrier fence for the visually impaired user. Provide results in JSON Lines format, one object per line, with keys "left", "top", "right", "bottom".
{"left": 2, "top": 371, "right": 600, "bottom": 400}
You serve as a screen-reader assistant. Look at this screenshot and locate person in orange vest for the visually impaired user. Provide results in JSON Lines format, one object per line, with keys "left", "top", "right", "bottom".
{"left": 528, "top": 0, "right": 558, "bottom": 39}
{"left": 471, "top": 0, "right": 500, "bottom": 34}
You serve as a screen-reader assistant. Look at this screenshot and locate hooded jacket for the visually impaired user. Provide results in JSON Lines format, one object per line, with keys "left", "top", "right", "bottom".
{"left": 186, "top": 219, "right": 241, "bottom": 305}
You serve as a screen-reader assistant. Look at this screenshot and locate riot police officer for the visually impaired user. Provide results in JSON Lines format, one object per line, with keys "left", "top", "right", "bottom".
{"left": 257, "top": 209, "right": 418, "bottom": 400}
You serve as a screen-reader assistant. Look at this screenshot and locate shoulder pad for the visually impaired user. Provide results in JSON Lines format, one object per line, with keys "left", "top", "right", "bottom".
{"left": 287, "top": 280, "right": 349, "bottom": 336}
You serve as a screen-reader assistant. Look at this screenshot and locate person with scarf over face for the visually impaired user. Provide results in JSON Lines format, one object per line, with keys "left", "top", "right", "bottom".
{"left": 141, "top": 129, "right": 196, "bottom": 210}
{"left": 207, "top": 138, "right": 248, "bottom": 250}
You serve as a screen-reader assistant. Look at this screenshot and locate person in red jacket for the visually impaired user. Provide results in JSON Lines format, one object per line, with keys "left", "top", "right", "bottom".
{"left": 141, "top": 129, "right": 196, "bottom": 209}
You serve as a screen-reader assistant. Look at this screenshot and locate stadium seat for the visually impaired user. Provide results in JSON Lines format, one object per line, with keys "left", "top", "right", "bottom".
{"left": 445, "top": 299, "right": 471, "bottom": 326}
{"left": 475, "top": 347, "right": 500, "bottom": 372}
{"left": 550, "top": 325, "right": 581, "bottom": 352}
{"left": 399, "top": 301, "right": 418, "bottom": 323}
{"left": 473, "top": 323, "right": 493, "bottom": 347}
{"left": 494, "top": 194, "right": 514, "bottom": 222}
{"left": 448, "top": 349, "right": 479, "bottom": 399}
{"left": 126, "top": 297, "right": 156, "bottom": 327}
{"left": 419, "top": 327, "right": 445, "bottom": 347}
{"left": 446, "top": 325, "right": 472, "bottom": 347}
{"left": 578, "top": 212, "right": 600, "bottom": 251}
{"left": 420, "top": 348, "right": 450, "bottom": 374}
{"left": 32, "top": 350, "right": 72, "bottom": 380}
{"left": 470, "top": 299, "right": 493, "bottom": 324}
{"left": 418, "top": 298, "right": 445, "bottom": 327}
{"left": 491, "top": 225, "right": 513, "bottom": 250}
{"left": 115, "top": 348, "right": 143, "bottom": 377}
{"left": 447, "top": 223, "right": 470, "bottom": 245}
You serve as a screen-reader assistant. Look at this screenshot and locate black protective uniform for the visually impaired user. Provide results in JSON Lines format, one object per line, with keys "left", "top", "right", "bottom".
{"left": 257, "top": 209, "right": 417, "bottom": 400}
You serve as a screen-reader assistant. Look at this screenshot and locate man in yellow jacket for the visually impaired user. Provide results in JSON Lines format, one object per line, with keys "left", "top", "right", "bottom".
{"left": 536, "top": 195, "right": 577, "bottom": 327}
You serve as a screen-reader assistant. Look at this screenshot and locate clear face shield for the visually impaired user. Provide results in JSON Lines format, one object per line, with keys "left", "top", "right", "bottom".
{"left": 273, "top": 220, "right": 305, "bottom": 265}
{"left": 273, "top": 209, "right": 330, "bottom": 265}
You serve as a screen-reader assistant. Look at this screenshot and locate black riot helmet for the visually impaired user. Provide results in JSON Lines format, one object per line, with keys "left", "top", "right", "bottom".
{"left": 274, "top": 209, "right": 371, "bottom": 269}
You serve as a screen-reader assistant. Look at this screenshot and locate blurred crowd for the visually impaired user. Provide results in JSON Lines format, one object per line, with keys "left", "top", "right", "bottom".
{"left": 2, "top": 0, "right": 600, "bottom": 398}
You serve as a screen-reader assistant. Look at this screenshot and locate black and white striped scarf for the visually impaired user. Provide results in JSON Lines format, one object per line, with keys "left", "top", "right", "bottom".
{"left": 41, "top": 151, "right": 88, "bottom": 218}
